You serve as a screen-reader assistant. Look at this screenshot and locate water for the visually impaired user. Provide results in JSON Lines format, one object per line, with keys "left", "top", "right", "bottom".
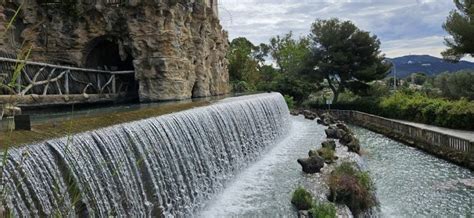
{"left": 1, "top": 93, "right": 290, "bottom": 217}
{"left": 199, "top": 119, "right": 473, "bottom": 217}
{"left": 200, "top": 116, "right": 328, "bottom": 217}
{"left": 352, "top": 126, "right": 474, "bottom": 217}
{"left": 2, "top": 93, "right": 473, "bottom": 217}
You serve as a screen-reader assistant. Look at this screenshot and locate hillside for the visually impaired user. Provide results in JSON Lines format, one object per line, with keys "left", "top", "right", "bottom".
{"left": 388, "top": 55, "right": 474, "bottom": 78}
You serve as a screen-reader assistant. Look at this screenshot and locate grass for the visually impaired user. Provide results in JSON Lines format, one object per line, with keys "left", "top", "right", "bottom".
{"left": 317, "top": 147, "right": 336, "bottom": 163}
{"left": 0, "top": 101, "right": 210, "bottom": 148}
{"left": 328, "top": 162, "right": 377, "bottom": 215}
{"left": 309, "top": 202, "right": 336, "bottom": 218}
{"left": 291, "top": 187, "right": 313, "bottom": 210}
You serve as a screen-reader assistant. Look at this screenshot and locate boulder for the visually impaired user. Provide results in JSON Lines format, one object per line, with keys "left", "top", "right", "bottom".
{"left": 339, "top": 132, "right": 354, "bottom": 145}
{"left": 302, "top": 110, "right": 317, "bottom": 120}
{"left": 346, "top": 138, "right": 361, "bottom": 154}
{"left": 320, "top": 112, "right": 336, "bottom": 125}
{"left": 298, "top": 210, "right": 310, "bottom": 218}
{"left": 336, "top": 123, "right": 352, "bottom": 134}
{"left": 308, "top": 149, "right": 318, "bottom": 157}
{"left": 325, "top": 127, "right": 346, "bottom": 139}
{"left": 290, "top": 109, "right": 301, "bottom": 116}
{"left": 297, "top": 155, "right": 325, "bottom": 174}
{"left": 321, "top": 140, "right": 336, "bottom": 150}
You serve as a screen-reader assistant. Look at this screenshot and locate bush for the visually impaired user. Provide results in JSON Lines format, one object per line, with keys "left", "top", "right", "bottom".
{"left": 309, "top": 202, "right": 337, "bottom": 218}
{"left": 328, "top": 162, "right": 377, "bottom": 215}
{"left": 317, "top": 147, "right": 336, "bottom": 163}
{"left": 307, "top": 92, "right": 474, "bottom": 130}
{"left": 291, "top": 187, "right": 313, "bottom": 210}
{"left": 284, "top": 95, "right": 295, "bottom": 109}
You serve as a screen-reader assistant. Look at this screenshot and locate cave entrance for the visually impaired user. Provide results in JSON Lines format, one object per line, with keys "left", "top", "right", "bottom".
{"left": 84, "top": 37, "right": 138, "bottom": 100}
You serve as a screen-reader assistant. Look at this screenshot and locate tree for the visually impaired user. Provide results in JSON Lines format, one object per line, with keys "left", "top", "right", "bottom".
{"left": 442, "top": 0, "right": 474, "bottom": 61}
{"left": 407, "top": 72, "right": 428, "bottom": 85}
{"left": 306, "top": 18, "right": 390, "bottom": 102}
{"left": 266, "top": 32, "right": 311, "bottom": 74}
{"left": 227, "top": 37, "right": 262, "bottom": 92}
{"left": 260, "top": 32, "right": 318, "bottom": 102}
{"left": 434, "top": 70, "right": 474, "bottom": 100}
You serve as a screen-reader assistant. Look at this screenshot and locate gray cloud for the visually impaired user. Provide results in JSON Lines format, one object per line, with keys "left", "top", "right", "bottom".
{"left": 218, "top": 0, "right": 458, "bottom": 58}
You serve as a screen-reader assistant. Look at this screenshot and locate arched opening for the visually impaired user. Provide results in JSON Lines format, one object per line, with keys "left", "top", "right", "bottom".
{"left": 85, "top": 37, "right": 134, "bottom": 71}
{"left": 84, "top": 36, "right": 138, "bottom": 100}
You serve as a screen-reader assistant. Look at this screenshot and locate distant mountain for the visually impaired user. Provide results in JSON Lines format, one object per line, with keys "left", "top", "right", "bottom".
{"left": 387, "top": 55, "right": 474, "bottom": 78}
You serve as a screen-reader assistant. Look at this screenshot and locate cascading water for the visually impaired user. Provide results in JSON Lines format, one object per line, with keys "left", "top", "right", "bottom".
{"left": 1, "top": 93, "right": 291, "bottom": 217}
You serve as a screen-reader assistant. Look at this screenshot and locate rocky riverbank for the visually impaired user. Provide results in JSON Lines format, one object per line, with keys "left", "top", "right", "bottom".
{"left": 292, "top": 110, "right": 378, "bottom": 218}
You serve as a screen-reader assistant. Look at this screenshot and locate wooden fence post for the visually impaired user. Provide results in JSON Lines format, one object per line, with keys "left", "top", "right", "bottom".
{"left": 64, "top": 70, "right": 69, "bottom": 95}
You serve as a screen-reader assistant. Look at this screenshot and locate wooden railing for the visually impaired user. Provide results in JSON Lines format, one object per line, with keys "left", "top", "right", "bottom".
{"left": 0, "top": 57, "right": 134, "bottom": 97}
{"left": 324, "top": 110, "right": 473, "bottom": 153}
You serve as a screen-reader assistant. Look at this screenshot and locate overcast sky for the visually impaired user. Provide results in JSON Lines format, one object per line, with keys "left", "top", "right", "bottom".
{"left": 218, "top": 0, "right": 458, "bottom": 59}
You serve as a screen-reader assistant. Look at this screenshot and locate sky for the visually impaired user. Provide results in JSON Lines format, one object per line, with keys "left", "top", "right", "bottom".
{"left": 218, "top": 0, "right": 460, "bottom": 59}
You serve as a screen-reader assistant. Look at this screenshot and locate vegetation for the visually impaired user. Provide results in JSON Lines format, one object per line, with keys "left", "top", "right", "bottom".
{"left": 309, "top": 202, "right": 337, "bottom": 218}
{"left": 433, "top": 71, "right": 474, "bottom": 100}
{"left": 328, "top": 162, "right": 377, "bottom": 215}
{"left": 443, "top": 0, "right": 474, "bottom": 61}
{"left": 317, "top": 147, "right": 336, "bottom": 163}
{"left": 291, "top": 187, "right": 337, "bottom": 218}
{"left": 284, "top": 94, "right": 295, "bottom": 110}
{"left": 291, "top": 187, "right": 313, "bottom": 210}
{"left": 305, "top": 19, "right": 390, "bottom": 102}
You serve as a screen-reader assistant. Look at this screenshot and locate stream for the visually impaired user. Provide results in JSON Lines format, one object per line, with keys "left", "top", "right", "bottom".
{"left": 200, "top": 116, "right": 474, "bottom": 217}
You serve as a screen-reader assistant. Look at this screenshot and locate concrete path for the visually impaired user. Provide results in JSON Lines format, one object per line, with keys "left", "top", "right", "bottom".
{"left": 390, "top": 118, "right": 474, "bottom": 141}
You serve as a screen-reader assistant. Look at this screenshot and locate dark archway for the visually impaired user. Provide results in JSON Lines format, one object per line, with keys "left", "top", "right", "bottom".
{"left": 85, "top": 37, "right": 134, "bottom": 71}
{"left": 84, "top": 36, "right": 138, "bottom": 100}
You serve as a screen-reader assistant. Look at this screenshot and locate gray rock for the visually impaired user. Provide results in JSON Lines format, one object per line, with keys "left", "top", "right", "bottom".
{"left": 346, "top": 138, "right": 361, "bottom": 154}
{"left": 303, "top": 110, "right": 317, "bottom": 120}
{"left": 298, "top": 155, "right": 325, "bottom": 174}
{"left": 325, "top": 128, "right": 344, "bottom": 139}
{"left": 298, "top": 210, "right": 310, "bottom": 218}
{"left": 321, "top": 140, "right": 336, "bottom": 150}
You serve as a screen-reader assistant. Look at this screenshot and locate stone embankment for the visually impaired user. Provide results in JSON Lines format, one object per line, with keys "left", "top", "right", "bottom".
{"left": 315, "top": 110, "right": 474, "bottom": 170}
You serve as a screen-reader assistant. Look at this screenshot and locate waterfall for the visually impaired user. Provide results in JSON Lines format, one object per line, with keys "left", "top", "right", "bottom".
{"left": 1, "top": 93, "right": 290, "bottom": 217}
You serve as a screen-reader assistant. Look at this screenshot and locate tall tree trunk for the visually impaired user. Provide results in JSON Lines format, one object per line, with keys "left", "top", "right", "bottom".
{"left": 326, "top": 76, "right": 340, "bottom": 103}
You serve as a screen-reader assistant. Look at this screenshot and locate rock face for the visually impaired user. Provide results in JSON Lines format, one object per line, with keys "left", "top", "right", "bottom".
{"left": 0, "top": 0, "right": 229, "bottom": 102}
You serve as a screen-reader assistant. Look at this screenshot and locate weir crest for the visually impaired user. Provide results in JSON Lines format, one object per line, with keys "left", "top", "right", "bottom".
{"left": 1, "top": 93, "right": 290, "bottom": 216}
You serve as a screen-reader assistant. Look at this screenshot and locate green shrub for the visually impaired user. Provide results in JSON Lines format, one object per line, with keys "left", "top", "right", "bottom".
{"left": 307, "top": 92, "right": 474, "bottom": 130}
{"left": 291, "top": 187, "right": 313, "bottom": 210}
{"left": 328, "top": 162, "right": 377, "bottom": 215}
{"left": 284, "top": 94, "right": 295, "bottom": 109}
{"left": 317, "top": 147, "right": 336, "bottom": 163}
{"left": 309, "top": 202, "right": 337, "bottom": 218}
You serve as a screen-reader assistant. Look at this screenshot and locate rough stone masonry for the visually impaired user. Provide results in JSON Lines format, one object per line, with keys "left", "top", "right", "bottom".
{"left": 0, "top": 0, "right": 229, "bottom": 101}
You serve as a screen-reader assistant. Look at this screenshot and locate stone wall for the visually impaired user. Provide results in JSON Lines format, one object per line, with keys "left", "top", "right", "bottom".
{"left": 0, "top": 0, "right": 229, "bottom": 101}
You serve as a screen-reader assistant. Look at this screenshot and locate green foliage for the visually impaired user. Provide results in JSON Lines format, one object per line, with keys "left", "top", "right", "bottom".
{"left": 228, "top": 37, "right": 262, "bottom": 92}
{"left": 407, "top": 72, "right": 428, "bottom": 85}
{"left": 379, "top": 91, "right": 474, "bottom": 129}
{"left": 442, "top": 0, "right": 474, "bottom": 61}
{"left": 306, "top": 18, "right": 390, "bottom": 102}
{"left": 262, "top": 74, "right": 317, "bottom": 103}
{"left": 308, "top": 91, "right": 474, "bottom": 130}
{"left": 433, "top": 71, "right": 474, "bottom": 100}
{"left": 317, "top": 147, "right": 336, "bottom": 163}
{"left": 266, "top": 32, "right": 312, "bottom": 75}
{"left": 291, "top": 187, "right": 313, "bottom": 210}
{"left": 284, "top": 94, "right": 295, "bottom": 109}
{"left": 309, "top": 202, "right": 337, "bottom": 218}
{"left": 328, "top": 162, "right": 377, "bottom": 215}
